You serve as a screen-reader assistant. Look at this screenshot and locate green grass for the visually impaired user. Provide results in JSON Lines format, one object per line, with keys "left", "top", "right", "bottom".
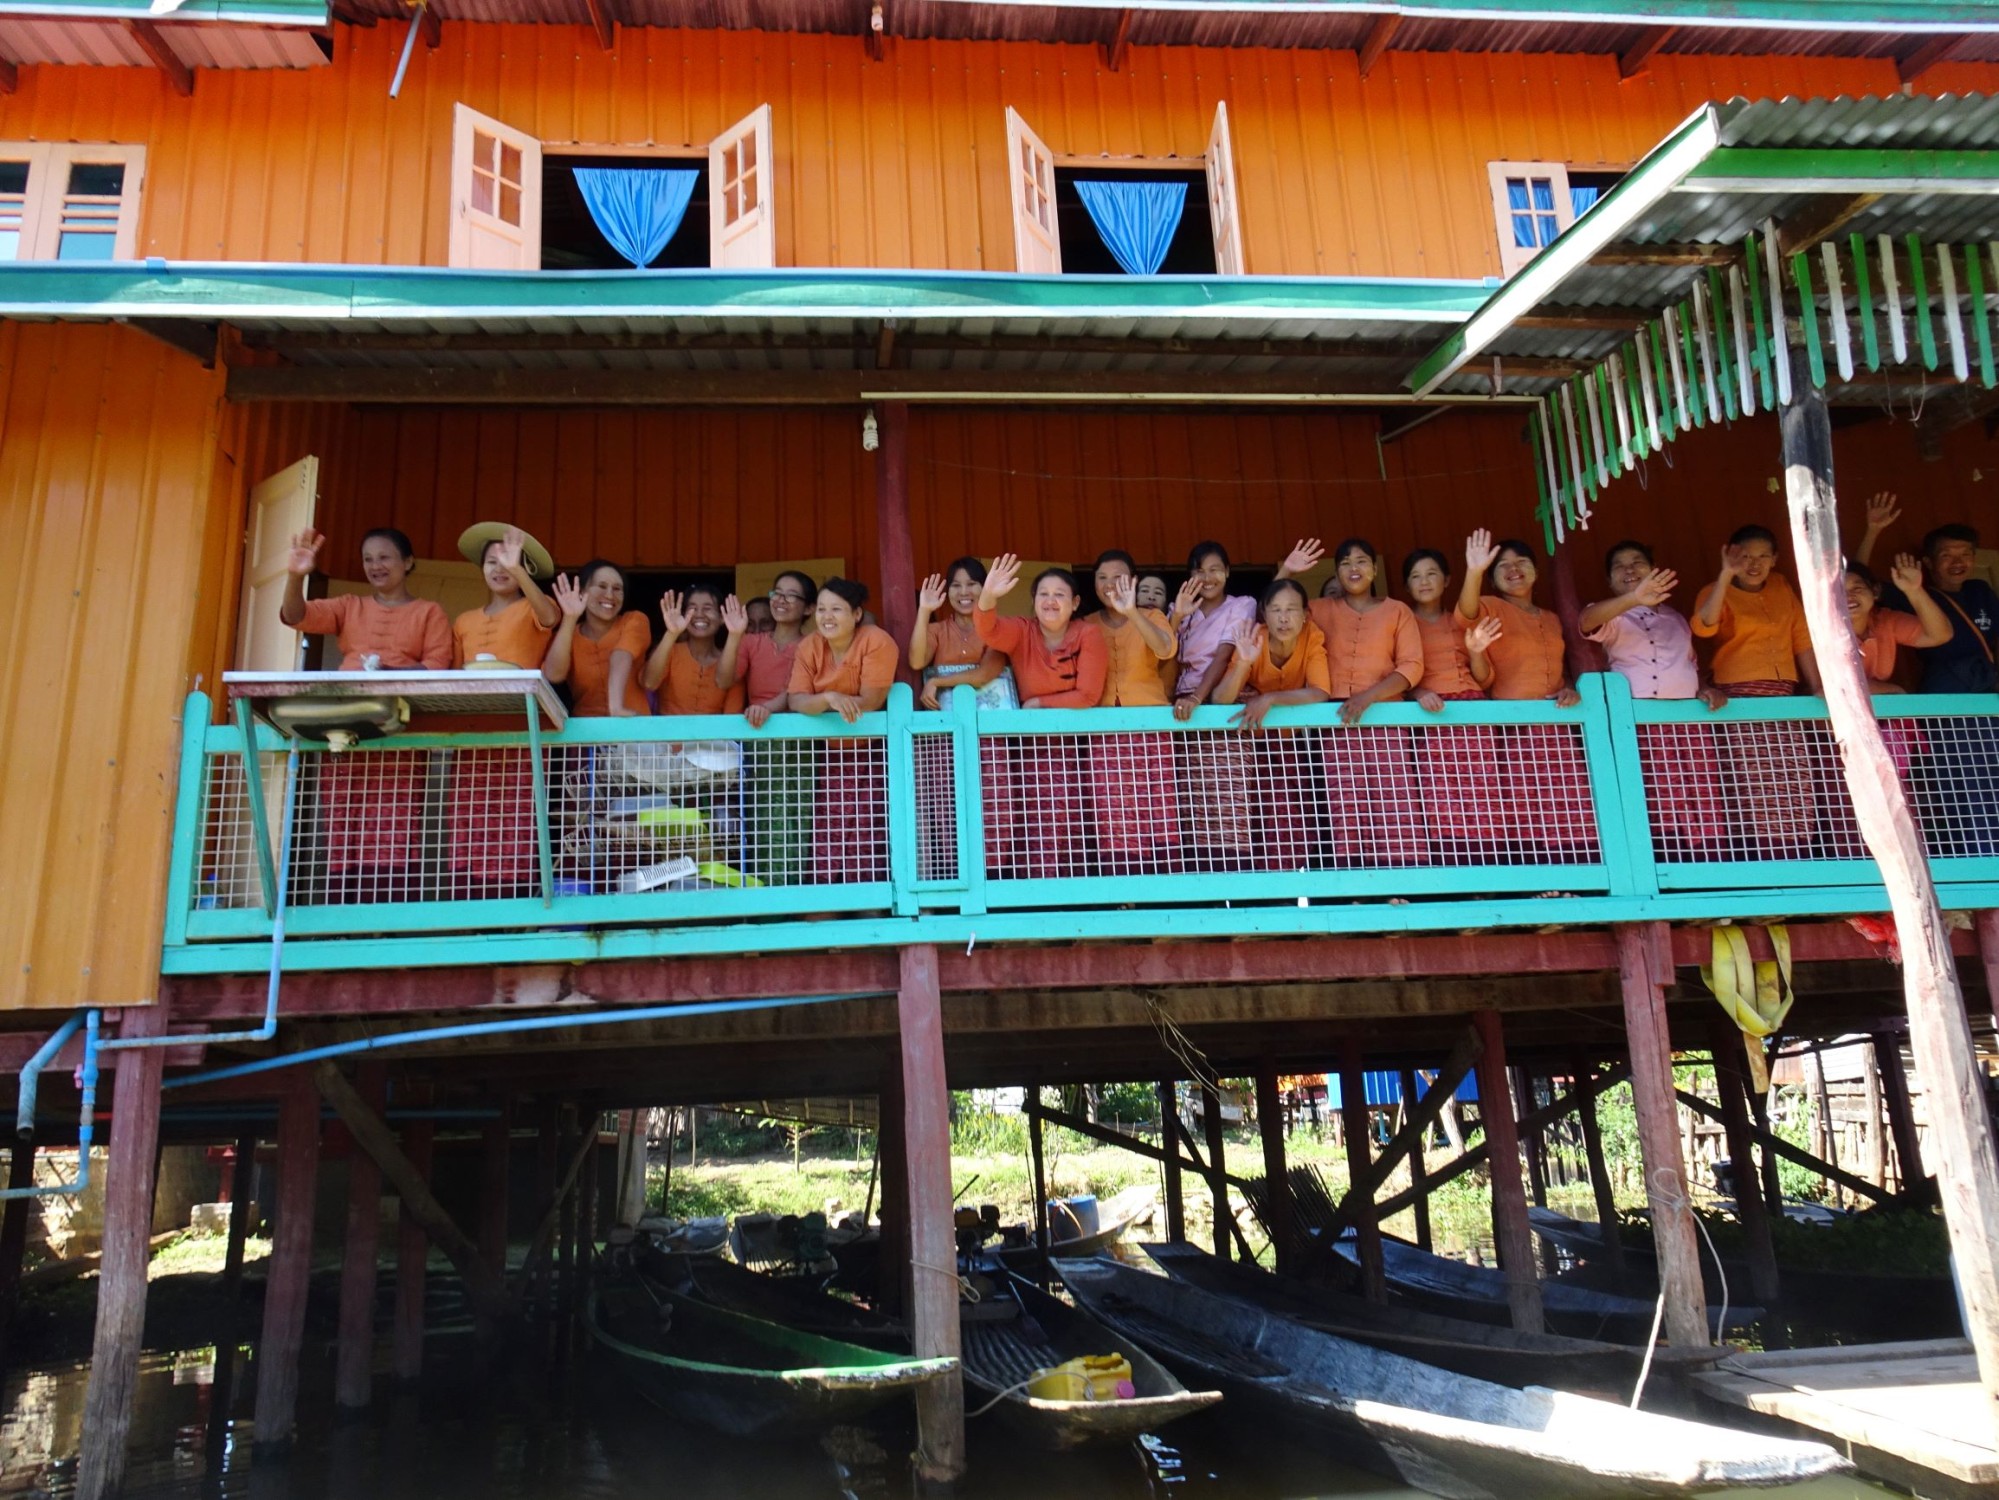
{"left": 147, "top": 1230, "right": 271, "bottom": 1278}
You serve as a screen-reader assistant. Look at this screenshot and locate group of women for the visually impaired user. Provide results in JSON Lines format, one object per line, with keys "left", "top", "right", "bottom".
{"left": 276, "top": 499, "right": 1985, "bottom": 895}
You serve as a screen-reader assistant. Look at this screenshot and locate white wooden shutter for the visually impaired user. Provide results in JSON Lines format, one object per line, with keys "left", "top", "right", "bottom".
{"left": 236, "top": 457, "right": 319, "bottom": 672}
{"left": 710, "top": 103, "right": 776, "bottom": 269}
{"left": 1488, "top": 161, "right": 1574, "bottom": 278}
{"left": 448, "top": 103, "right": 542, "bottom": 270}
{"left": 1005, "top": 106, "right": 1060, "bottom": 275}
{"left": 1205, "top": 102, "right": 1245, "bottom": 276}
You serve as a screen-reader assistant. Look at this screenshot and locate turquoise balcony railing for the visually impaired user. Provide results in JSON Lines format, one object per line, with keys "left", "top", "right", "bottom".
{"left": 160, "top": 677, "right": 1999, "bottom": 974}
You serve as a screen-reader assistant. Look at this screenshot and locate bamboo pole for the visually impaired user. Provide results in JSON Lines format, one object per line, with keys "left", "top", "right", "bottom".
{"left": 1158, "top": 1080, "right": 1185, "bottom": 1242}
{"left": 1203, "top": 1082, "right": 1231, "bottom": 1262}
{"left": 1256, "top": 1060, "right": 1294, "bottom": 1273}
{"left": 1709, "top": 1019, "right": 1781, "bottom": 1306}
{"left": 1471, "top": 1011, "right": 1543, "bottom": 1334}
{"left": 1399, "top": 1068, "right": 1433, "bottom": 1252}
{"left": 1571, "top": 1052, "right": 1625, "bottom": 1277}
{"left": 1339, "top": 1040, "right": 1384, "bottom": 1300}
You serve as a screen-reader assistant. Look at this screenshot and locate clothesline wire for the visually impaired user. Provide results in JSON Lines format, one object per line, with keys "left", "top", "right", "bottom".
{"left": 908, "top": 455, "right": 1538, "bottom": 489}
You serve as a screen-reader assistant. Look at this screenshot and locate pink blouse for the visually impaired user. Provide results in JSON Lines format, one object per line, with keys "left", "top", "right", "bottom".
{"left": 1174, "top": 595, "right": 1257, "bottom": 699}
{"left": 1588, "top": 604, "right": 1700, "bottom": 700}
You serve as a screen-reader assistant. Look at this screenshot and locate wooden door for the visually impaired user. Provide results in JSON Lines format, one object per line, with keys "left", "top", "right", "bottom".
{"left": 448, "top": 103, "right": 542, "bottom": 270}
{"left": 1005, "top": 107, "right": 1060, "bottom": 275}
{"left": 709, "top": 104, "right": 776, "bottom": 269}
{"left": 1205, "top": 102, "right": 1246, "bottom": 276}
{"left": 236, "top": 457, "right": 319, "bottom": 672}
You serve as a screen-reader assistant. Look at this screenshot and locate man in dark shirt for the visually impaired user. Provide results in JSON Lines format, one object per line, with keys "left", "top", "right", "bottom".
{"left": 1857, "top": 497, "right": 1998, "bottom": 692}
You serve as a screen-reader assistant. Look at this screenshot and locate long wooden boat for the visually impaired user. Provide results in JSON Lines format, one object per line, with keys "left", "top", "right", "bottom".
{"left": 993, "top": 1186, "right": 1156, "bottom": 1268}
{"left": 1058, "top": 1257, "right": 1849, "bottom": 1499}
{"left": 1141, "top": 1242, "right": 1717, "bottom": 1391}
{"left": 1337, "top": 1233, "right": 1760, "bottom": 1341}
{"left": 957, "top": 1269, "right": 1221, "bottom": 1446}
{"left": 586, "top": 1274, "right": 954, "bottom": 1437}
{"left": 644, "top": 1249, "right": 905, "bottom": 1346}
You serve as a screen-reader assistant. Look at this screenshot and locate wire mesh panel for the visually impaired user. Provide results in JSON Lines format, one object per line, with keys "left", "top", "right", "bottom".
{"left": 911, "top": 733, "right": 960, "bottom": 885}
{"left": 978, "top": 720, "right": 1601, "bottom": 882}
{"left": 196, "top": 750, "right": 289, "bottom": 910}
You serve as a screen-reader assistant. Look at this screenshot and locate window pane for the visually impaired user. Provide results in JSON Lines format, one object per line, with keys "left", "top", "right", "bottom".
{"left": 67, "top": 162, "right": 124, "bottom": 197}
{"left": 498, "top": 181, "right": 520, "bottom": 226}
{"left": 471, "top": 171, "right": 494, "bottom": 215}
{"left": 0, "top": 161, "right": 28, "bottom": 195}
{"left": 1512, "top": 213, "right": 1537, "bottom": 249}
{"left": 500, "top": 142, "right": 521, "bottom": 187}
{"left": 1506, "top": 179, "right": 1529, "bottom": 212}
{"left": 57, "top": 231, "right": 116, "bottom": 260}
{"left": 0, "top": 230, "right": 18, "bottom": 260}
{"left": 1536, "top": 213, "right": 1560, "bottom": 247}
{"left": 474, "top": 130, "right": 496, "bottom": 173}
{"left": 1531, "top": 178, "right": 1555, "bottom": 212}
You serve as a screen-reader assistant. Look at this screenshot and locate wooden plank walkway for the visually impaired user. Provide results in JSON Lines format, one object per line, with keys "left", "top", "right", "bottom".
{"left": 1691, "top": 1339, "right": 1997, "bottom": 1499}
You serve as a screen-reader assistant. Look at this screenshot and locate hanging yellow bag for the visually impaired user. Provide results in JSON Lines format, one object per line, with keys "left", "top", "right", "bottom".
{"left": 1698, "top": 925, "right": 1793, "bottom": 1091}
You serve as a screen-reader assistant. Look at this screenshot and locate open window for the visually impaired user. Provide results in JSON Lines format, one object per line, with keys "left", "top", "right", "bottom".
{"left": 1005, "top": 102, "right": 1244, "bottom": 276}
{"left": 447, "top": 102, "right": 775, "bottom": 271}
{"left": 0, "top": 143, "right": 144, "bottom": 262}
{"left": 1487, "top": 161, "right": 1625, "bottom": 277}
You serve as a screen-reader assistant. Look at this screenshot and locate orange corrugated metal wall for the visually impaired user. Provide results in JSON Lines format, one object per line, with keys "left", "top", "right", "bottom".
{"left": 0, "top": 30, "right": 1992, "bottom": 278}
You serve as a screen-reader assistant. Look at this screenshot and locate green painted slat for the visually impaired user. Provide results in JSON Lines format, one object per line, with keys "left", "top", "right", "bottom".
{"left": 1706, "top": 267, "right": 1740, "bottom": 421}
{"left": 1967, "top": 243, "right": 1996, "bottom": 388}
{"left": 1624, "top": 344, "right": 1649, "bottom": 459}
{"left": 1792, "top": 250, "right": 1827, "bottom": 388}
{"left": 1598, "top": 364, "right": 1626, "bottom": 472}
{"left": 1651, "top": 317, "right": 1676, "bottom": 432}
{"left": 1909, "top": 232, "right": 1939, "bottom": 370}
{"left": 1678, "top": 303, "right": 1706, "bottom": 429}
{"left": 1744, "top": 231, "right": 1776, "bottom": 405}
{"left": 1571, "top": 377, "right": 1599, "bottom": 512}
{"left": 1685, "top": 147, "right": 1999, "bottom": 185}
{"left": 1850, "top": 231, "right": 1881, "bottom": 371}
{"left": 1531, "top": 407, "right": 1557, "bottom": 553}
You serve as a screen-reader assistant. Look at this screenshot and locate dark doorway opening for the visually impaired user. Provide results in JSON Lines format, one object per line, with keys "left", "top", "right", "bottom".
{"left": 1053, "top": 167, "right": 1216, "bottom": 276}
{"left": 542, "top": 156, "right": 711, "bottom": 271}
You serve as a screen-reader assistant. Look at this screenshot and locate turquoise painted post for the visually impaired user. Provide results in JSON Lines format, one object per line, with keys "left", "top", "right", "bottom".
{"left": 232, "top": 696, "right": 279, "bottom": 917}
{"left": 1591, "top": 671, "right": 1658, "bottom": 899}
{"left": 162, "top": 692, "right": 215, "bottom": 948}
{"left": 523, "top": 693, "right": 554, "bottom": 907}
{"left": 885, "top": 683, "right": 920, "bottom": 916}
{"left": 948, "top": 685, "right": 989, "bottom": 916}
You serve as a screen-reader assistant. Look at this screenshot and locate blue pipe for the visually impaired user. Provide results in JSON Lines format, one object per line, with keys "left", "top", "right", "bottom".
{"left": 163, "top": 989, "right": 889, "bottom": 1093}
{"left": 2, "top": 1010, "right": 99, "bottom": 1201}
{"left": 15, "top": 1012, "right": 85, "bottom": 1141}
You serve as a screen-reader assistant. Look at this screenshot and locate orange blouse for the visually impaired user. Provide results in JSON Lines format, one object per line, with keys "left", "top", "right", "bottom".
{"left": 299, "top": 594, "right": 451, "bottom": 671}
{"left": 1307, "top": 597, "right": 1424, "bottom": 700}
{"left": 1692, "top": 573, "right": 1813, "bottom": 686}
{"left": 567, "top": 611, "right": 653, "bottom": 716}
{"left": 925, "top": 616, "right": 989, "bottom": 669}
{"left": 658, "top": 642, "right": 747, "bottom": 715}
{"left": 452, "top": 598, "right": 553, "bottom": 670}
{"left": 1092, "top": 609, "right": 1176, "bottom": 707}
{"left": 1475, "top": 596, "right": 1567, "bottom": 700}
{"left": 1242, "top": 621, "right": 1332, "bottom": 696}
{"left": 975, "top": 607, "right": 1108, "bottom": 707}
{"left": 1412, "top": 611, "right": 1483, "bottom": 696}
{"left": 788, "top": 625, "right": 899, "bottom": 698}
{"left": 737, "top": 630, "right": 803, "bottom": 704}
{"left": 1860, "top": 608, "right": 1925, "bottom": 684}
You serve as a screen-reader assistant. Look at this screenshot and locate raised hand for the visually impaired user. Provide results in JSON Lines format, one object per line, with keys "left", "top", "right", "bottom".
{"left": 983, "top": 552, "right": 1023, "bottom": 604}
{"left": 1465, "top": 528, "right": 1499, "bottom": 575}
{"left": 1171, "top": 576, "right": 1204, "bottom": 624}
{"left": 1102, "top": 574, "right": 1137, "bottom": 618}
{"left": 1228, "top": 618, "right": 1266, "bottom": 659}
{"left": 1465, "top": 614, "right": 1503, "bottom": 655}
{"left": 1632, "top": 566, "right": 1680, "bottom": 608}
{"left": 493, "top": 526, "right": 526, "bottom": 572}
{"left": 917, "top": 573, "right": 948, "bottom": 613}
{"left": 1281, "top": 538, "right": 1325, "bottom": 577}
{"left": 659, "top": 590, "right": 688, "bottom": 636}
{"left": 285, "top": 528, "right": 326, "bottom": 578}
{"left": 1889, "top": 551, "right": 1927, "bottom": 596}
{"left": 721, "top": 593, "right": 750, "bottom": 637}
{"left": 1716, "top": 543, "right": 1742, "bottom": 582}
{"left": 552, "top": 573, "right": 586, "bottom": 619}
{"left": 1863, "top": 491, "right": 1902, "bottom": 535}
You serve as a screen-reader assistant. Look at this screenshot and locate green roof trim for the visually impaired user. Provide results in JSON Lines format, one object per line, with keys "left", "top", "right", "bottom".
{"left": 986, "top": 0, "right": 1999, "bottom": 32}
{"left": 0, "top": 261, "right": 1491, "bottom": 325}
{"left": 0, "top": 0, "right": 325, "bottom": 21}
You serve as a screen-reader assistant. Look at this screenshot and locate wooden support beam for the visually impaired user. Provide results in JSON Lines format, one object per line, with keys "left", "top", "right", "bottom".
{"left": 0, "top": 1143, "right": 35, "bottom": 1354}
{"left": 898, "top": 945, "right": 964, "bottom": 1484}
{"left": 1515, "top": 1068, "right": 1560, "bottom": 1278}
{"left": 122, "top": 19, "right": 193, "bottom": 96}
{"left": 615, "top": 1109, "right": 648, "bottom": 1227}
{"left": 315, "top": 1063, "right": 514, "bottom": 1322}
{"left": 513, "top": 1117, "right": 601, "bottom": 1291}
{"left": 0, "top": 58, "right": 19, "bottom": 95}
{"left": 1617, "top": 24, "right": 1675, "bottom": 78}
{"left": 1203, "top": 1083, "right": 1231, "bottom": 1262}
{"left": 1592, "top": 242, "right": 1735, "bottom": 267}
{"left": 876, "top": 1070, "right": 907, "bottom": 1317}
{"left": 874, "top": 400, "right": 916, "bottom": 668}
{"left": 121, "top": 318, "right": 218, "bottom": 366}
{"left": 334, "top": 1064, "right": 386, "bottom": 1409}
{"left": 1672, "top": 1088, "right": 1888, "bottom": 1205}
{"left": 1780, "top": 346, "right": 1999, "bottom": 1425}
{"left": 1356, "top": 12, "right": 1400, "bottom": 78}
{"left": 1512, "top": 306, "right": 1657, "bottom": 332}
{"left": 1709, "top": 1019, "right": 1781, "bottom": 1307}
{"left": 1158, "top": 1081, "right": 1185, "bottom": 1242}
{"left": 1897, "top": 33, "right": 1966, "bottom": 83}
{"left": 1471, "top": 1011, "right": 1543, "bottom": 1334}
{"left": 1335, "top": 1029, "right": 1478, "bottom": 1238}
{"left": 581, "top": 0, "right": 615, "bottom": 50}
{"left": 417, "top": 1, "right": 440, "bottom": 47}
{"left": 1776, "top": 194, "right": 1882, "bottom": 259}
{"left": 1028, "top": 1082, "right": 1049, "bottom": 1255}
{"left": 76, "top": 1003, "right": 168, "bottom": 1500}
{"left": 393, "top": 1121, "right": 432, "bottom": 1379}
{"left": 1874, "top": 1032, "right": 1927, "bottom": 1195}
{"left": 865, "top": 0, "right": 886, "bottom": 62}
{"left": 873, "top": 320, "right": 896, "bottom": 370}
{"left": 1338, "top": 1040, "right": 1384, "bottom": 1301}
{"left": 557, "top": 1109, "right": 577, "bottom": 1329}
{"left": 1615, "top": 922, "right": 1710, "bottom": 1350}
{"left": 328, "top": 0, "right": 377, "bottom": 25}
{"left": 1571, "top": 1053, "right": 1624, "bottom": 1278}
{"left": 1255, "top": 1060, "right": 1293, "bottom": 1273}
{"left": 222, "top": 1133, "right": 256, "bottom": 1294}
{"left": 1174, "top": 1114, "right": 1258, "bottom": 1262}
{"left": 1398, "top": 1068, "right": 1432, "bottom": 1252}
{"left": 1024, "top": 1098, "right": 1256, "bottom": 1193}
{"left": 1980, "top": 910, "right": 1999, "bottom": 1035}
{"left": 253, "top": 1076, "right": 320, "bottom": 1448}
{"left": 529, "top": 1112, "right": 556, "bottom": 1320}
{"left": 480, "top": 1111, "right": 510, "bottom": 1276}
{"left": 1102, "top": 6, "right": 1133, "bottom": 71}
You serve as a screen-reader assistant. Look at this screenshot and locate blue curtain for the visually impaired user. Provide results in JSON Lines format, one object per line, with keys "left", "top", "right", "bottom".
{"left": 1571, "top": 183, "right": 1603, "bottom": 218}
{"left": 1074, "top": 179, "right": 1187, "bottom": 276}
{"left": 573, "top": 167, "right": 698, "bottom": 269}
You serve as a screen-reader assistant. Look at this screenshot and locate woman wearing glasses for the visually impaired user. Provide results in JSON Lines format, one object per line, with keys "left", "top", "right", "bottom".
{"left": 726, "top": 571, "right": 816, "bottom": 883}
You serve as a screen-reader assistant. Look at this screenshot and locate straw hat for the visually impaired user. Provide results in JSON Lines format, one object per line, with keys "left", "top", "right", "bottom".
{"left": 458, "top": 522, "right": 554, "bottom": 578}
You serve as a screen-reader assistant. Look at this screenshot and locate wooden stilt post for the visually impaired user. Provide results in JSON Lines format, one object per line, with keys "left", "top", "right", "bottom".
{"left": 479, "top": 1108, "right": 510, "bottom": 1278}
{"left": 1873, "top": 1032, "right": 1926, "bottom": 1194}
{"left": 1471, "top": 1010, "right": 1543, "bottom": 1334}
{"left": 578, "top": 1122, "right": 599, "bottom": 1271}
{"left": 1203, "top": 1081, "right": 1231, "bottom": 1262}
{"left": 1746, "top": 1083, "right": 1786, "bottom": 1217}
{"left": 615, "top": 1109, "right": 648, "bottom": 1227}
{"left": 1255, "top": 1059, "right": 1292, "bottom": 1272}
{"left": 1782, "top": 356, "right": 1999, "bottom": 1423}
{"left": 206, "top": 1131, "right": 256, "bottom": 1471}
{"left": 898, "top": 944, "right": 965, "bottom": 1486}
{"left": 335, "top": 1063, "right": 387, "bottom": 1410}
{"left": 76, "top": 1003, "right": 169, "bottom": 1500}
{"left": 223, "top": 1131, "right": 257, "bottom": 1296}
{"left": 1859, "top": 1050, "right": 1884, "bottom": 1194}
{"left": 1615, "top": 922, "right": 1709, "bottom": 1348}
{"left": 1158, "top": 1080, "right": 1185, "bottom": 1243}
{"left": 874, "top": 400, "right": 918, "bottom": 675}
{"left": 1514, "top": 1068, "right": 1559, "bottom": 1276}
{"left": 877, "top": 1070, "right": 908, "bottom": 1317}
{"left": 556, "top": 1107, "right": 578, "bottom": 1327}
{"left": 1338, "top": 1040, "right": 1385, "bottom": 1299}
{"left": 254, "top": 1073, "right": 322, "bottom": 1449}
{"left": 1399, "top": 1067, "right": 1433, "bottom": 1252}
{"left": 0, "top": 1142, "right": 37, "bottom": 1350}
{"left": 392, "top": 1120, "right": 434, "bottom": 1381}
{"left": 1979, "top": 910, "right": 1999, "bottom": 1035}
{"left": 1028, "top": 1081, "right": 1049, "bottom": 1254}
{"left": 1571, "top": 1053, "right": 1624, "bottom": 1277}
{"left": 531, "top": 1107, "right": 557, "bottom": 1321}
{"left": 1709, "top": 1017, "right": 1781, "bottom": 1307}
